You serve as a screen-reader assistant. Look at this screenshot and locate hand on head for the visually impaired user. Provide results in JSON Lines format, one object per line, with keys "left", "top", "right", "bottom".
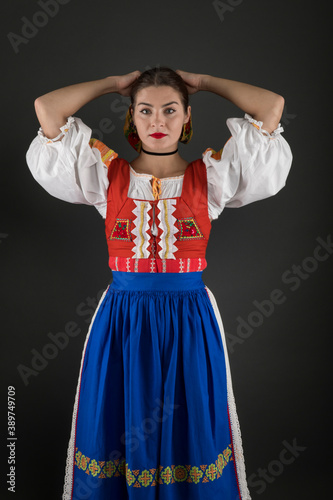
{"left": 115, "top": 71, "right": 141, "bottom": 97}
{"left": 114, "top": 68, "right": 204, "bottom": 98}
{"left": 175, "top": 70, "right": 204, "bottom": 95}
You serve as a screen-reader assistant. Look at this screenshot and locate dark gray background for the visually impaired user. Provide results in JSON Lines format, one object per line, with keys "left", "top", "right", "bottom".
{"left": 1, "top": 0, "right": 332, "bottom": 498}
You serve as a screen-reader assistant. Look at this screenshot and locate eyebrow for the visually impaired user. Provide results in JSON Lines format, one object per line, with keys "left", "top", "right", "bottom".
{"left": 137, "top": 101, "right": 179, "bottom": 108}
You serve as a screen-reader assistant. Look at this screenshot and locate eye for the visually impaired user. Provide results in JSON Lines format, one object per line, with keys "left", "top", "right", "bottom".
{"left": 165, "top": 108, "right": 176, "bottom": 114}
{"left": 139, "top": 108, "right": 151, "bottom": 115}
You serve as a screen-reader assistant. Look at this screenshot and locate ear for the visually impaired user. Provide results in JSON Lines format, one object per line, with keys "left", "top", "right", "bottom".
{"left": 184, "top": 105, "right": 191, "bottom": 124}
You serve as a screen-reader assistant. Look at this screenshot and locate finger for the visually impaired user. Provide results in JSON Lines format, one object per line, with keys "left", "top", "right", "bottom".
{"left": 130, "top": 72, "right": 140, "bottom": 81}
{"left": 126, "top": 70, "right": 140, "bottom": 79}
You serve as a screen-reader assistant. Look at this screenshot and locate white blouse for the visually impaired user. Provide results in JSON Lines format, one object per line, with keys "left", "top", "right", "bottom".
{"left": 25, "top": 114, "right": 293, "bottom": 221}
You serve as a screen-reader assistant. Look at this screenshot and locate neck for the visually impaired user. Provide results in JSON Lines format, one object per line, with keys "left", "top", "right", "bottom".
{"left": 132, "top": 149, "right": 187, "bottom": 178}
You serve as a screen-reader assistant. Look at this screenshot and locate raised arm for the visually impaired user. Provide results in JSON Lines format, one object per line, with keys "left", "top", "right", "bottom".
{"left": 34, "top": 71, "right": 141, "bottom": 140}
{"left": 176, "top": 70, "right": 284, "bottom": 134}
{"left": 27, "top": 70, "right": 140, "bottom": 215}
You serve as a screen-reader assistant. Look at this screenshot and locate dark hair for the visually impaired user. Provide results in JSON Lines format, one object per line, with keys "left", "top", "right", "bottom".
{"left": 130, "top": 67, "right": 189, "bottom": 112}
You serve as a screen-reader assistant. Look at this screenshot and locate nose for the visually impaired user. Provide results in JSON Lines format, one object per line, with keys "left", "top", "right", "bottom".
{"left": 151, "top": 111, "right": 165, "bottom": 129}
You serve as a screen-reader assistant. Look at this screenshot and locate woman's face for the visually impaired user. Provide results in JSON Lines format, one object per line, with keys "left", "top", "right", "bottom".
{"left": 131, "top": 85, "right": 191, "bottom": 153}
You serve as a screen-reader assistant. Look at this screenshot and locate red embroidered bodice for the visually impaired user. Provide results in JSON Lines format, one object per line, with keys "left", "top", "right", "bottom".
{"left": 105, "top": 158, "right": 212, "bottom": 273}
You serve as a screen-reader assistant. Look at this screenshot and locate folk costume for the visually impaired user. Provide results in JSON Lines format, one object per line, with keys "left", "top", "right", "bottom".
{"left": 26, "top": 111, "right": 292, "bottom": 500}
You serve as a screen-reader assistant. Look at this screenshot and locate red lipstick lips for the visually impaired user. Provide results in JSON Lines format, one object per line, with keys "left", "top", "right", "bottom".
{"left": 150, "top": 133, "right": 166, "bottom": 139}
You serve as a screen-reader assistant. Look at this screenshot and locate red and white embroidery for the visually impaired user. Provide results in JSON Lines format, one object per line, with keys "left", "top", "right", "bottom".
{"left": 157, "top": 199, "right": 179, "bottom": 259}
{"left": 131, "top": 200, "right": 152, "bottom": 258}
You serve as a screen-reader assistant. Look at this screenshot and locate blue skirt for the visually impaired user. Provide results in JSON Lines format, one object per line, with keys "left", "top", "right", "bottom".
{"left": 62, "top": 271, "right": 250, "bottom": 500}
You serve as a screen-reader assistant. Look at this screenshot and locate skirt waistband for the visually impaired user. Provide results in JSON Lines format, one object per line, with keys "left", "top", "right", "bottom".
{"left": 110, "top": 271, "right": 205, "bottom": 291}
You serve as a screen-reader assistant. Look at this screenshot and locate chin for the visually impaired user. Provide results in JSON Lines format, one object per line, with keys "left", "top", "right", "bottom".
{"left": 145, "top": 140, "right": 177, "bottom": 152}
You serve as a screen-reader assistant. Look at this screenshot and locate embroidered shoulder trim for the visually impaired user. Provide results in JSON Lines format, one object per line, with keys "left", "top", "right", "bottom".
{"left": 89, "top": 138, "right": 118, "bottom": 168}
{"left": 203, "top": 147, "right": 224, "bottom": 161}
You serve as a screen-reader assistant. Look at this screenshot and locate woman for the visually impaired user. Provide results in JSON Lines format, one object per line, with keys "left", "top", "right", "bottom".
{"left": 26, "top": 67, "right": 292, "bottom": 500}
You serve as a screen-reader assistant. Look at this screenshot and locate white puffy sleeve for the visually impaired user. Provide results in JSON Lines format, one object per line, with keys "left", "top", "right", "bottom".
{"left": 203, "top": 113, "right": 293, "bottom": 221}
{"left": 25, "top": 116, "right": 118, "bottom": 218}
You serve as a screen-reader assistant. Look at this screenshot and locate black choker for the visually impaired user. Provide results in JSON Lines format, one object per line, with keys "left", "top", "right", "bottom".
{"left": 141, "top": 147, "right": 178, "bottom": 156}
